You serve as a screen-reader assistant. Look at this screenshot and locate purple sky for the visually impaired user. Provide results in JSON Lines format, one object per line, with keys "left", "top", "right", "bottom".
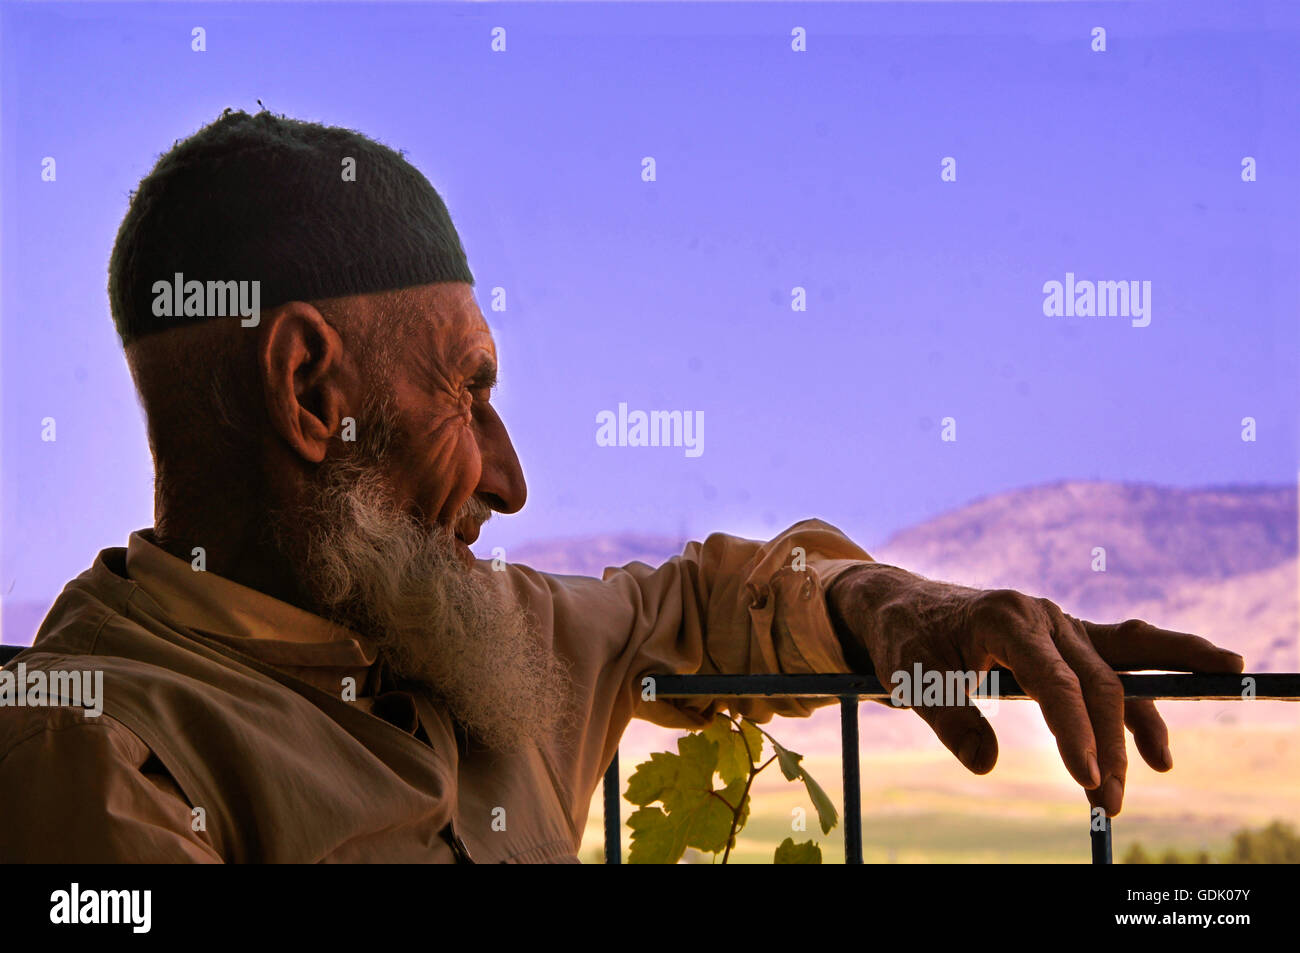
{"left": 3, "top": 1, "right": 1298, "bottom": 612}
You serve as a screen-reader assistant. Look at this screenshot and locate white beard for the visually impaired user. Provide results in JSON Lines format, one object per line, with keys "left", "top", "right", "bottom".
{"left": 291, "top": 459, "right": 573, "bottom": 753}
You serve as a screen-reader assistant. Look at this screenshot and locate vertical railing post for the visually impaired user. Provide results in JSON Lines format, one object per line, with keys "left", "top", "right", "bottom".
{"left": 1090, "top": 812, "right": 1112, "bottom": 864}
{"left": 603, "top": 752, "right": 621, "bottom": 864}
{"left": 840, "top": 695, "right": 863, "bottom": 864}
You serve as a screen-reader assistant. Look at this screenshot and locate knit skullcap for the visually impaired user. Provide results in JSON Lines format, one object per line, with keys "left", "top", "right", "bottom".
{"left": 109, "top": 109, "right": 474, "bottom": 345}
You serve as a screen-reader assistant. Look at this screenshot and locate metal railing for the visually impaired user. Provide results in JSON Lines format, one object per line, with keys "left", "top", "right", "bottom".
{"left": 601, "top": 671, "right": 1300, "bottom": 864}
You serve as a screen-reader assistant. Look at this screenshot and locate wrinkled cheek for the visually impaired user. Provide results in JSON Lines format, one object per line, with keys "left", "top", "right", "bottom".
{"left": 422, "top": 422, "right": 481, "bottom": 524}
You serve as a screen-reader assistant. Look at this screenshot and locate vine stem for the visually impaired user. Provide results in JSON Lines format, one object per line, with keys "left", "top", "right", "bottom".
{"left": 720, "top": 715, "right": 772, "bottom": 864}
{"left": 708, "top": 789, "right": 737, "bottom": 812}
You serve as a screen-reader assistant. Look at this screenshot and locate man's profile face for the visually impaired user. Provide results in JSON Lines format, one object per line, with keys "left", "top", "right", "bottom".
{"left": 374, "top": 283, "right": 527, "bottom": 561}
{"left": 279, "top": 283, "right": 568, "bottom": 750}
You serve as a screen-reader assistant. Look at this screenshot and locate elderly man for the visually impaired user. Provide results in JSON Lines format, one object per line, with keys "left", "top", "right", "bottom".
{"left": 0, "top": 111, "right": 1242, "bottom": 863}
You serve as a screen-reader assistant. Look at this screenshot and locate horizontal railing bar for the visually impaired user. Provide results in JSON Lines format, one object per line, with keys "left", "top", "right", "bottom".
{"left": 648, "top": 671, "right": 1300, "bottom": 700}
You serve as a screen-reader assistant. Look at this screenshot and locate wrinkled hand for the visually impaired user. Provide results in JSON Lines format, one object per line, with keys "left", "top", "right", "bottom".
{"left": 828, "top": 565, "right": 1245, "bottom": 816}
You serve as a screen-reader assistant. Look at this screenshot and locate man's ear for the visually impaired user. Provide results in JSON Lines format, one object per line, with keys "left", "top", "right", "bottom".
{"left": 256, "top": 302, "right": 351, "bottom": 464}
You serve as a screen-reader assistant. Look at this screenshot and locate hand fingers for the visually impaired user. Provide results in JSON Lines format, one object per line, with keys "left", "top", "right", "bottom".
{"left": 1124, "top": 698, "right": 1172, "bottom": 772}
{"left": 911, "top": 699, "right": 999, "bottom": 775}
{"left": 969, "top": 592, "right": 1099, "bottom": 790}
{"left": 1079, "top": 619, "right": 1244, "bottom": 673}
{"left": 1045, "top": 605, "right": 1127, "bottom": 816}
{"left": 884, "top": 649, "right": 999, "bottom": 775}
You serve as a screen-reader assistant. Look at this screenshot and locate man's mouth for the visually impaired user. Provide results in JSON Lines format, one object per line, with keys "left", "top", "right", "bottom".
{"left": 451, "top": 520, "right": 481, "bottom": 566}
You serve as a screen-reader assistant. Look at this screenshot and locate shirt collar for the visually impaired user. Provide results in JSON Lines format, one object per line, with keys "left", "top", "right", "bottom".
{"left": 124, "top": 528, "right": 369, "bottom": 649}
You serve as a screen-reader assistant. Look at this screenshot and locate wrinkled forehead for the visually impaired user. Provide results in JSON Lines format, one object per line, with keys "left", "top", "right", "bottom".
{"left": 360, "top": 282, "right": 495, "bottom": 368}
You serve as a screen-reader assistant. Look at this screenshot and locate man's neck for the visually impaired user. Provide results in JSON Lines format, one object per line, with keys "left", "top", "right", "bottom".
{"left": 151, "top": 510, "right": 317, "bottom": 615}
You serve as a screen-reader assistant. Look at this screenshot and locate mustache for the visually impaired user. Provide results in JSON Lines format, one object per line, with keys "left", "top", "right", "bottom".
{"left": 453, "top": 495, "right": 493, "bottom": 531}
{"left": 458, "top": 496, "right": 492, "bottom": 523}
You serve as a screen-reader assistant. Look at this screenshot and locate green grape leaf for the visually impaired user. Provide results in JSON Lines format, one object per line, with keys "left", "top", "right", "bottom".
{"left": 662, "top": 733, "right": 718, "bottom": 813}
{"left": 668, "top": 733, "right": 731, "bottom": 852}
{"left": 628, "top": 806, "right": 688, "bottom": 864}
{"left": 800, "top": 769, "right": 839, "bottom": 834}
{"left": 771, "top": 739, "right": 805, "bottom": 781}
{"left": 626, "top": 731, "right": 739, "bottom": 860}
{"left": 624, "top": 751, "right": 680, "bottom": 806}
{"left": 703, "top": 714, "right": 752, "bottom": 786}
{"left": 740, "top": 719, "right": 764, "bottom": 764}
{"left": 769, "top": 739, "right": 839, "bottom": 834}
{"left": 774, "top": 838, "right": 823, "bottom": 864}
{"left": 625, "top": 721, "right": 833, "bottom": 864}
{"left": 681, "top": 787, "right": 735, "bottom": 854}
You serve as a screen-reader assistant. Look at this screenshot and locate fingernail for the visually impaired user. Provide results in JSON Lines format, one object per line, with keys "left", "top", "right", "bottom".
{"left": 1159, "top": 744, "right": 1173, "bottom": 770}
{"left": 1086, "top": 752, "right": 1101, "bottom": 787}
{"left": 1104, "top": 776, "right": 1124, "bottom": 815}
{"left": 959, "top": 732, "right": 982, "bottom": 769}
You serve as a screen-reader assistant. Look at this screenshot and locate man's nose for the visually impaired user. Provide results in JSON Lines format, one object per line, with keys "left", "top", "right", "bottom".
{"left": 475, "top": 407, "right": 527, "bottom": 514}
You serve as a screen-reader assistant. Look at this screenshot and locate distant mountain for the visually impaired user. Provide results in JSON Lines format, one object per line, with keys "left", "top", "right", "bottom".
{"left": 504, "top": 533, "right": 687, "bottom": 577}
{"left": 872, "top": 481, "right": 1297, "bottom": 672}
{"left": 1120, "top": 556, "right": 1297, "bottom": 674}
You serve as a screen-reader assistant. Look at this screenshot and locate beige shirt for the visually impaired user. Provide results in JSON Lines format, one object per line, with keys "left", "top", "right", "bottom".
{"left": 124, "top": 531, "right": 383, "bottom": 703}
{"left": 0, "top": 520, "right": 871, "bottom": 862}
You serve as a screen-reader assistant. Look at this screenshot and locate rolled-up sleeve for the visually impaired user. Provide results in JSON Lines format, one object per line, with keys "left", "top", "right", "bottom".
{"left": 486, "top": 518, "right": 873, "bottom": 818}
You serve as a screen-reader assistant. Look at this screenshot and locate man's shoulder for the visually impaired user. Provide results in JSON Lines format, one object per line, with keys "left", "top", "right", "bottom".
{"left": 0, "top": 699, "right": 147, "bottom": 771}
{"left": 18, "top": 545, "right": 256, "bottom": 686}
{"left": 0, "top": 548, "right": 267, "bottom": 760}
{"left": 0, "top": 546, "right": 154, "bottom": 763}
{"left": 24, "top": 545, "right": 137, "bottom": 652}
